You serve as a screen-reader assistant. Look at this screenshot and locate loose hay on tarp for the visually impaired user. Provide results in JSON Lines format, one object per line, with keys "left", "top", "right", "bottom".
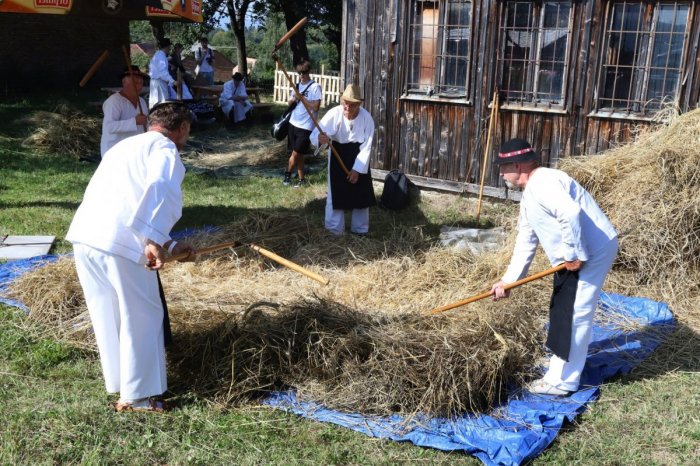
{"left": 3, "top": 212, "right": 548, "bottom": 416}
{"left": 20, "top": 104, "right": 101, "bottom": 159}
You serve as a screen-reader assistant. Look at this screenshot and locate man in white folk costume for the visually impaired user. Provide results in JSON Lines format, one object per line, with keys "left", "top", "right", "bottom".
{"left": 310, "top": 84, "right": 376, "bottom": 235}
{"left": 490, "top": 138, "right": 618, "bottom": 396}
{"left": 149, "top": 38, "right": 175, "bottom": 109}
{"left": 67, "top": 102, "right": 197, "bottom": 413}
{"left": 219, "top": 71, "right": 253, "bottom": 124}
{"left": 100, "top": 66, "right": 148, "bottom": 158}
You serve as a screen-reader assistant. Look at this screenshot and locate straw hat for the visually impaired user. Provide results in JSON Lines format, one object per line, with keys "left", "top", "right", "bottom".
{"left": 341, "top": 84, "right": 364, "bottom": 103}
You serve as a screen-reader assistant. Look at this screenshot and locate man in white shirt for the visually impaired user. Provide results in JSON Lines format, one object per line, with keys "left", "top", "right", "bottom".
{"left": 219, "top": 71, "right": 253, "bottom": 124}
{"left": 490, "top": 138, "right": 618, "bottom": 396}
{"left": 67, "top": 102, "right": 197, "bottom": 413}
{"left": 310, "top": 84, "right": 376, "bottom": 235}
{"left": 283, "top": 61, "right": 322, "bottom": 187}
{"left": 149, "top": 38, "right": 175, "bottom": 109}
{"left": 100, "top": 66, "right": 148, "bottom": 158}
{"left": 194, "top": 36, "right": 215, "bottom": 85}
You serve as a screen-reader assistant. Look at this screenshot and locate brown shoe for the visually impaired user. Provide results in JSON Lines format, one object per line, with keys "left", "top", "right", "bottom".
{"left": 112, "top": 397, "right": 168, "bottom": 413}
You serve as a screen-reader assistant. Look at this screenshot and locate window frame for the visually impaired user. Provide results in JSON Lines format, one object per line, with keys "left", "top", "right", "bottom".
{"left": 591, "top": 0, "right": 694, "bottom": 118}
{"left": 496, "top": 0, "right": 575, "bottom": 112}
{"left": 403, "top": 0, "right": 474, "bottom": 103}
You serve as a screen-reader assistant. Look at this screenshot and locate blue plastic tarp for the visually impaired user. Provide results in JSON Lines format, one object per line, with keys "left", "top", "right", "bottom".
{"left": 0, "top": 256, "right": 675, "bottom": 465}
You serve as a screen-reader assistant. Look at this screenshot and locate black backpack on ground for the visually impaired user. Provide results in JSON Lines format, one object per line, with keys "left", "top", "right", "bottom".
{"left": 379, "top": 170, "right": 413, "bottom": 210}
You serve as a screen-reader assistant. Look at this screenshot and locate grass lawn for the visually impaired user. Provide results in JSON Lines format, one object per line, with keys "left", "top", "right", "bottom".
{"left": 1, "top": 94, "right": 698, "bottom": 465}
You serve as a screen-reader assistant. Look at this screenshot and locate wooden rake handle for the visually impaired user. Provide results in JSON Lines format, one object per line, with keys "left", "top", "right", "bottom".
{"left": 427, "top": 263, "right": 567, "bottom": 315}
{"left": 164, "top": 240, "right": 329, "bottom": 285}
{"left": 121, "top": 45, "right": 147, "bottom": 131}
{"left": 79, "top": 50, "right": 110, "bottom": 87}
{"left": 274, "top": 17, "right": 308, "bottom": 51}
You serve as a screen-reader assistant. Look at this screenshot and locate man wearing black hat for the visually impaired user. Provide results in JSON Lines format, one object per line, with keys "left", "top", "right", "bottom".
{"left": 100, "top": 66, "right": 149, "bottom": 158}
{"left": 149, "top": 38, "right": 175, "bottom": 109}
{"left": 490, "top": 138, "right": 618, "bottom": 396}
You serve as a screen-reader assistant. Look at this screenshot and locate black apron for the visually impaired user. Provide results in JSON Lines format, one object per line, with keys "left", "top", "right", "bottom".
{"left": 329, "top": 141, "right": 377, "bottom": 210}
{"left": 545, "top": 269, "right": 579, "bottom": 361}
{"left": 156, "top": 271, "right": 173, "bottom": 347}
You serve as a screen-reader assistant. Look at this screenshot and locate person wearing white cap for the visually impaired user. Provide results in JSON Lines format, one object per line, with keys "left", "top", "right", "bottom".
{"left": 310, "top": 84, "right": 376, "bottom": 236}
{"left": 491, "top": 138, "right": 618, "bottom": 396}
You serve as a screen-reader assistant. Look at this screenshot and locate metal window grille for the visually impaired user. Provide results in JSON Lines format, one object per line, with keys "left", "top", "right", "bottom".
{"left": 498, "top": 1, "right": 573, "bottom": 106}
{"left": 595, "top": 1, "right": 692, "bottom": 114}
{"left": 407, "top": 0, "right": 472, "bottom": 98}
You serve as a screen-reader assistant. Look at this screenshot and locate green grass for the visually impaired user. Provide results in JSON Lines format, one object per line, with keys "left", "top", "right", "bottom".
{"left": 1, "top": 95, "right": 699, "bottom": 465}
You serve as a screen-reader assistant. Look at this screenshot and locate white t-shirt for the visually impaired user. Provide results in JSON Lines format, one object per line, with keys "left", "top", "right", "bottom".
{"left": 195, "top": 47, "right": 214, "bottom": 73}
{"left": 289, "top": 80, "right": 322, "bottom": 131}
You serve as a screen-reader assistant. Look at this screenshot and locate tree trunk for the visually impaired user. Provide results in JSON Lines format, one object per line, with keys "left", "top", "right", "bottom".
{"left": 279, "top": 0, "right": 310, "bottom": 66}
{"left": 226, "top": 0, "right": 251, "bottom": 77}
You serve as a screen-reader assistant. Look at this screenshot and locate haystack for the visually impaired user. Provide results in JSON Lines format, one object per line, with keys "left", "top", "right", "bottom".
{"left": 560, "top": 108, "right": 700, "bottom": 321}
{"left": 21, "top": 104, "right": 101, "bottom": 159}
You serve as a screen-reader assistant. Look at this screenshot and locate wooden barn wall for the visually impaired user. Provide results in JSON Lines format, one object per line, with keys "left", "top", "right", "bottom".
{"left": 0, "top": 14, "right": 129, "bottom": 91}
{"left": 342, "top": 0, "right": 700, "bottom": 190}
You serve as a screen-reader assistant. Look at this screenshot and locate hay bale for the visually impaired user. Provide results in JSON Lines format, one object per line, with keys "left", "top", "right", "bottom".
{"left": 21, "top": 104, "right": 101, "bottom": 159}
{"left": 559, "top": 109, "right": 700, "bottom": 317}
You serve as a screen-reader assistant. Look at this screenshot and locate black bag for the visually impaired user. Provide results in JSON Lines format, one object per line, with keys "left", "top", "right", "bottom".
{"left": 270, "top": 81, "right": 315, "bottom": 141}
{"left": 271, "top": 102, "right": 296, "bottom": 141}
{"left": 379, "top": 170, "right": 413, "bottom": 210}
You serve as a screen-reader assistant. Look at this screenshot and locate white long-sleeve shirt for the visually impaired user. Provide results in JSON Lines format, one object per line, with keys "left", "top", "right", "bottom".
{"left": 310, "top": 106, "right": 374, "bottom": 174}
{"left": 100, "top": 92, "right": 147, "bottom": 158}
{"left": 149, "top": 50, "right": 173, "bottom": 85}
{"left": 67, "top": 131, "right": 185, "bottom": 265}
{"left": 502, "top": 167, "right": 617, "bottom": 283}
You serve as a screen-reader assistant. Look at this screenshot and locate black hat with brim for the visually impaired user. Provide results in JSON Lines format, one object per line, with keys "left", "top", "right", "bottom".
{"left": 122, "top": 65, "right": 148, "bottom": 80}
{"left": 494, "top": 138, "right": 539, "bottom": 164}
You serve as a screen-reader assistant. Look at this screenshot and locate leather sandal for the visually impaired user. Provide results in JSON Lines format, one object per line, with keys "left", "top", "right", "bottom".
{"left": 112, "top": 397, "right": 168, "bottom": 413}
{"left": 529, "top": 379, "right": 572, "bottom": 396}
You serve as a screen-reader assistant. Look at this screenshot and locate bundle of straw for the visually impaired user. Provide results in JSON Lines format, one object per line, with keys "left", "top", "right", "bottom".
{"left": 21, "top": 104, "right": 101, "bottom": 159}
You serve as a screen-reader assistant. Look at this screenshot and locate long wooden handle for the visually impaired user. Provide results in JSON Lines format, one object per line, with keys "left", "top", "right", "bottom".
{"left": 275, "top": 60, "right": 351, "bottom": 176}
{"left": 79, "top": 50, "right": 110, "bottom": 87}
{"left": 274, "top": 17, "right": 308, "bottom": 51}
{"left": 121, "top": 46, "right": 147, "bottom": 131}
{"left": 164, "top": 241, "right": 240, "bottom": 263}
{"left": 427, "top": 263, "right": 567, "bottom": 315}
{"left": 248, "top": 243, "right": 330, "bottom": 285}
{"left": 476, "top": 89, "right": 499, "bottom": 222}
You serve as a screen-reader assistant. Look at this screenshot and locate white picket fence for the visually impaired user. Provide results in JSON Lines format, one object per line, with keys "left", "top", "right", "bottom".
{"left": 273, "top": 64, "right": 341, "bottom": 107}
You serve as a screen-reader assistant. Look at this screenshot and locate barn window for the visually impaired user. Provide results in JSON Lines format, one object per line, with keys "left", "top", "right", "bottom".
{"left": 595, "top": 1, "right": 692, "bottom": 115}
{"left": 498, "top": 1, "right": 573, "bottom": 107}
{"left": 407, "top": 0, "right": 472, "bottom": 98}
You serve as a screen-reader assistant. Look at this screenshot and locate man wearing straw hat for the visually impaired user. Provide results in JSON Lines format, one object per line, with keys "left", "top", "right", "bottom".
{"left": 100, "top": 66, "right": 148, "bottom": 158}
{"left": 67, "top": 102, "right": 196, "bottom": 413}
{"left": 311, "top": 84, "right": 376, "bottom": 235}
{"left": 491, "top": 138, "right": 618, "bottom": 396}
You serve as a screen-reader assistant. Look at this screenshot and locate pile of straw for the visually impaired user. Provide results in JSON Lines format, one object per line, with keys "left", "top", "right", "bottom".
{"left": 560, "top": 109, "right": 700, "bottom": 318}
{"left": 5, "top": 213, "right": 548, "bottom": 416}
{"left": 21, "top": 104, "right": 101, "bottom": 159}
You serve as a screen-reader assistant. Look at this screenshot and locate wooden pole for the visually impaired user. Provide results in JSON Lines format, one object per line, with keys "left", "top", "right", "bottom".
{"left": 476, "top": 90, "right": 499, "bottom": 223}
{"left": 79, "top": 50, "right": 110, "bottom": 87}
{"left": 121, "top": 45, "right": 147, "bottom": 132}
{"left": 427, "top": 263, "right": 567, "bottom": 315}
{"left": 273, "top": 17, "right": 308, "bottom": 51}
{"left": 165, "top": 240, "right": 329, "bottom": 285}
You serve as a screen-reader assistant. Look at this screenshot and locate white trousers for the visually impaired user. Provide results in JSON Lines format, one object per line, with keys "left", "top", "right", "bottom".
{"left": 543, "top": 237, "right": 618, "bottom": 391}
{"left": 73, "top": 243, "right": 167, "bottom": 400}
{"left": 325, "top": 193, "right": 369, "bottom": 235}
